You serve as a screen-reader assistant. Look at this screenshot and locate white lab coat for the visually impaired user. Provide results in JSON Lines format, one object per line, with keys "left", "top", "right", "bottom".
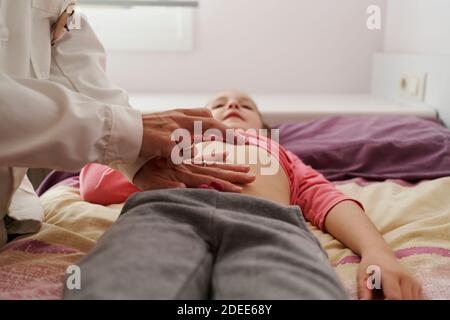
{"left": 0, "top": 0, "right": 145, "bottom": 247}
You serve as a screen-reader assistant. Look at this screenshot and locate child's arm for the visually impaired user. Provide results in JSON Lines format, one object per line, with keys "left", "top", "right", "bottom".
{"left": 80, "top": 163, "right": 141, "bottom": 205}
{"left": 325, "top": 201, "right": 423, "bottom": 300}
{"left": 286, "top": 151, "right": 423, "bottom": 300}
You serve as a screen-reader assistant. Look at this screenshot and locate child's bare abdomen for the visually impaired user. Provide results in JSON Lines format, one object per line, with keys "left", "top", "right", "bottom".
{"left": 197, "top": 141, "right": 291, "bottom": 205}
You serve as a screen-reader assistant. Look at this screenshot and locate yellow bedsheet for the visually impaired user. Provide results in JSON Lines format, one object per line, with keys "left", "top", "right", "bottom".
{"left": 0, "top": 178, "right": 449, "bottom": 299}
{"left": 311, "top": 178, "right": 450, "bottom": 299}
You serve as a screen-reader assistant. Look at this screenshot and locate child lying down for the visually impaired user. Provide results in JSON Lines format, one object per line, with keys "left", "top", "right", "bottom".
{"left": 67, "top": 91, "right": 423, "bottom": 300}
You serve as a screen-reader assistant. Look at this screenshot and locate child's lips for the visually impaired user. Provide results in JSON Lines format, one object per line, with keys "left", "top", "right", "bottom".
{"left": 224, "top": 112, "right": 245, "bottom": 121}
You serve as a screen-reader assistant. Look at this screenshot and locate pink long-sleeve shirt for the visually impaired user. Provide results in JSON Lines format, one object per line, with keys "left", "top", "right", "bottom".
{"left": 80, "top": 134, "right": 363, "bottom": 231}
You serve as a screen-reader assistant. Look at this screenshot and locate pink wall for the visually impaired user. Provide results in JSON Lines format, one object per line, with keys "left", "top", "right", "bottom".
{"left": 381, "top": 0, "right": 450, "bottom": 126}
{"left": 384, "top": 0, "right": 450, "bottom": 55}
{"left": 106, "top": 0, "right": 386, "bottom": 94}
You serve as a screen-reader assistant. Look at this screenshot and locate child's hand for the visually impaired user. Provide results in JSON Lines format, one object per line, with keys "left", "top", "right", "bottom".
{"left": 357, "top": 253, "right": 424, "bottom": 300}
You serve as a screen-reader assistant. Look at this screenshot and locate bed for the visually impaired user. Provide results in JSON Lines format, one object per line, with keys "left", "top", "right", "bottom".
{"left": 1, "top": 115, "right": 449, "bottom": 300}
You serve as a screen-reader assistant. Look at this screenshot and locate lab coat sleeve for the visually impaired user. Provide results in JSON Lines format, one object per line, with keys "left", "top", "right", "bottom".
{"left": 51, "top": 13, "right": 131, "bottom": 108}
{"left": 0, "top": 72, "right": 142, "bottom": 171}
{"left": 50, "top": 13, "right": 147, "bottom": 180}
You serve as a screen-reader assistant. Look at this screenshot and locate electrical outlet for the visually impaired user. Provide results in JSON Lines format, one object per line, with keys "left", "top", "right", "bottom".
{"left": 399, "top": 72, "right": 427, "bottom": 102}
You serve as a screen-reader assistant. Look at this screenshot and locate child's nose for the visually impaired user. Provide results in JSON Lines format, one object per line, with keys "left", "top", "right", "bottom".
{"left": 228, "top": 102, "right": 240, "bottom": 109}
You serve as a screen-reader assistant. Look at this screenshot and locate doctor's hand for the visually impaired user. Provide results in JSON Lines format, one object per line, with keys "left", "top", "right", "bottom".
{"left": 133, "top": 157, "right": 256, "bottom": 193}
{"left": 139, "top": 108, "right": 230, "bottom": 159}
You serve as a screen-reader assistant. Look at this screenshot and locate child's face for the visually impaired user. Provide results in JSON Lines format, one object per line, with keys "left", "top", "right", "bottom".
{"left": 207, "top": 91, "right": 264, "bottom": 131}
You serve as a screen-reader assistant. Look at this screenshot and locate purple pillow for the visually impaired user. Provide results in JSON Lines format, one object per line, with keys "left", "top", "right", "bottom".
{"left": 276, "top": 116, "right": 450, "bottom": 182}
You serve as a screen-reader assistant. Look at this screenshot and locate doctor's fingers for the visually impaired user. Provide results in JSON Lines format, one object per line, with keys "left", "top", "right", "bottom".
{"left": 173, "top": 166, "right": 242, "bottom": 193}
{"left": 183, "top": 163, "right": 256, "bottom": 185}
{"left": 183, "top": 173, "right": 242, "bottom": 193}
{"left": 190, "top": 150, "right": 229, "bottom": 163}
{"left": 173, "top": 108, "right": 213, "bottom": 118}
{"left": 137, "top": 176, "right": 186, "bottom": 191}
{"left": 145, "top": 177, "right": 187, "bottom": 190}
{"left": 184, "top": 153, "right": 251, "bottom": 172}
{"left": 152, "top": 108, "right": 212, "bottom": 118}
{"left": 143, "top": 112, "right": 229, "bottom": 143}
{"left": 175, "top": 116, "right": 230, "bottom": 138}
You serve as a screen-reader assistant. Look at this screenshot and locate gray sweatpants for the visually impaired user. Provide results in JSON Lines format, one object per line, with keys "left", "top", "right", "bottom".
{"left": 64, "top": 189, "right": 348, "bottom": 299}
